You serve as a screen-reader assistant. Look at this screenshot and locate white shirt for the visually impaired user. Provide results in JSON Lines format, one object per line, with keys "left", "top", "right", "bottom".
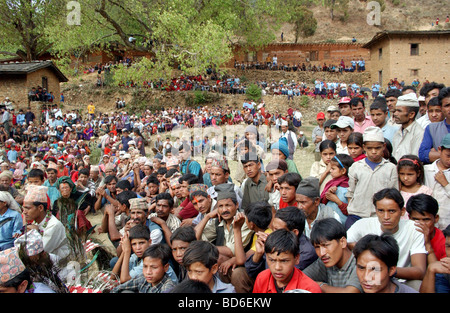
{"left": 392, "top": 121, "right": 424, "bottom": 161}
{"left": 424, "top": 160, "right": 450, "bottom": 230}
{"left": 35, "top": 214, "right": 71, "bottom": 261}
{"left": 347, "top": 217, "right": 426, "bottom": 268}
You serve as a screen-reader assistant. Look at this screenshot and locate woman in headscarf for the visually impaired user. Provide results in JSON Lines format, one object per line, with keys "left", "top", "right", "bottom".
{"left": 52, "top": 176, "right": 93, "bottom": 240}
{"left": 132, "top": 127, "right": 146, "bottom": 156}
{"left": 0, "top": 191, "right": 23, "bottom": 251}
{"left": 83, "top": 123, "right": 94, "bottom": 141}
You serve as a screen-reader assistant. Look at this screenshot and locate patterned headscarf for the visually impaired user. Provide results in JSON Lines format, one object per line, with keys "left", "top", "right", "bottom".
{"left": 14, "top": 229, "right": 44, "bottom": 256}
{"left": 55, "top": 176, "right": 77, "bottom": 195}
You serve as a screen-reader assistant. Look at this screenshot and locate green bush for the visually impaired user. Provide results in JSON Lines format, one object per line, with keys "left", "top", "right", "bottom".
{"left": 246, "top": 83, "right": 262, "bottom": 102}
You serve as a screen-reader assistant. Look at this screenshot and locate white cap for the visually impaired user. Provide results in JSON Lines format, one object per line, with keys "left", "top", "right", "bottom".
{"left": 363, "top": 126, "right": 385, "bottom": 143}
{"left": 331, "top": 116, "right": 354, "bottom": 129}
{"left": 396, "top": 93, "right": 419, "bottom": 107}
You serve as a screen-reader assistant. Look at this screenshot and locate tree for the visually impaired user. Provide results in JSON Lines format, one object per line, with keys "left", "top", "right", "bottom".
{"left": 0, "top": 0, "right": 63, "bottom": 61}
{"left": 322, "top": 0, "right": 349, "bottom": 20}
{"left": 290, "top": 6, "right": 317, "bottom": 43}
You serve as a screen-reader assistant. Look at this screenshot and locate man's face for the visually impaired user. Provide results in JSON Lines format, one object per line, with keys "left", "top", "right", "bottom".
{"left": 295, "top": 194, "right": 319, "bottom": 219}
{"left": 243, "top": 161, "right": 260, "bottom": 179}
{"left": 425, "top": 88, "right": 440, "bottom": 105}
{"left": 351, "top": 102, "right": 365, "bottom": 121}
{"left": 279, "top": 182, "right": 296, "bottom": 205}
{"left": 171, "top": 239, "right": 190, "bottom": 265}
{"left": 90, "top": 171, "right": 99, "bottom": 181}
{"left": 186, "top": 261, "right": 216, "bottom": 288}
{"left": 393, "top": 106, "right": 413, "bottom": 125}
{"left": 442, "top": 97, "right": 450, "bottom": 120}
{"left": 155, "top": 199, "right": 172, "bottom": 220}
{"left": 438, "top": 147, "right": 450, "bottom": 169}
{"left": 143, "top": 257, "right": 168, "bottom": 286}
{"left": 370, "top": 109, "right": 388, "bottom": 128}
{"left": 267, "top": 169, "right": 286, "bottom": 187}
{"left": 375, "top": 198, "right": 405, "bottom": 233}
{"left": 210, "top": 167, "right": 229, "bottom": 186}
{"left": 217, "top": 198, "right": 237, "bottom": 222}
{"left": 313, "top": 238, "right": 346, "bottom": 268}
{"left": 266, "top": 250, "right": 299, "bottom": 288}
{"left": 130, "top": 209, "right": 147, "bottom": 224}
{"left": 22, "top": 201, "right": 43, "bottom": 223}
{"left": 330, "top": 111, "right": 341, "bottom": 120}
{"left": 338, "top": 104, "right": 351, "bottom": 116}
{"left": 363, "top": 142, "right": 385, "bottom": 163}
{"left": 408, "top": 210, "right": 437, "bottom": 238}
{"left": 0, "top": 176, "right": 10, "bottom": 187}
{"left": 356, "top": 250, "right": 395, "bottom": 293}
{"left": 281, "top": 125, "right": 288, "bottom": 133}
{"left": 192, "top": 195, "right": 212, "bottom": 215}
{"left": 385, "top": 97, "right": 397, "bottom": 113}
{"left": 427, "top": 106, "right": 443, "bottom": 123}
{"left": 47, "top": 170, "right": 57, "bottom": 182}
{"left": 179, "top": 181, "right": 190, "bottom": 199}
{"left": 106, "top": 180, "right": 117, "bottom": 193}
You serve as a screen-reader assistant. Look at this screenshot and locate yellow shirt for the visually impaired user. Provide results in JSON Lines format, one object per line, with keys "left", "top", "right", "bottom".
{"left": 87, "top": 104, "right": 95, "bottom": 114}
{"left": 250, "top": 228, "right": 273, "bottom": 251}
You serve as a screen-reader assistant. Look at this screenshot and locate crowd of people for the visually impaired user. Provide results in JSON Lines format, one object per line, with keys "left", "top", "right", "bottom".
{"left": 0, "top": 78, "right": 449, "bottom": 295}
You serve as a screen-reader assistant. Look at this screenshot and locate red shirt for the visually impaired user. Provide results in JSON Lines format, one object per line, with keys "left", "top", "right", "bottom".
{"left": 253, "top": 267, "right": 322, "bottom": 293}
{"left": 279, "top": 199, "right": 297, "bottom": 210}
{"left": 431, "top": 227, "right": 447, "bottom": 261}
{"left": 178, "top": 198, "right": 199, "bottom": 220}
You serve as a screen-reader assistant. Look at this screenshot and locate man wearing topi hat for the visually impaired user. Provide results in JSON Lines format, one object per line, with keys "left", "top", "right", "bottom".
{"left": 392, "top": 93, "right": 425, "bottom": 161}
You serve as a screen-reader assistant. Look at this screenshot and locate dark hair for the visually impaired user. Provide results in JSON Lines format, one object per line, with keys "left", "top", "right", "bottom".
{"left": 157, "top": 167, "right": 168, "bottom": 176}
{"left": 397, "top": 154, "right": 424, "bottom": 185}
{"left": 405, "top": 193, "right": 439, "bottom": 217}
{"left": 274, "top": 206, "right": 306, "bottom": 235}
{"left": 310, "top": 218, "right": 347, "bottom": 246}
{"left": 143, "top": 243, "right": 172, "bottom": 266}
{"left": 165, "top": 168, "right": 179, "bottom": 178}
{"left": 385, "top": 89, "right": 402, "bottom": 99}
{"left": 330, "top": 154, "right": 354, "bottom": 174}
{"left": 443, "top": 224, "right": 450, "bottom": 238}
{"left": 264, "top": 229, "right": 299, "bottom": 257}
{"left": 116, "top": 179, "right": 131, "bottom": 190}
{"left": 129, "top": 224, "right": 150, "bottom": 241}
{"left": 116, "top": 190, "right": 137, "bottom": 208}
{"left": 419, "top": 82, "right": 445, "bottom": 97}
{"left": 384, "top": 138, "right": 397, "bottom": 165}
{"left": 189, "top": 190, "right": 209, "bottom": 201}
{"left": 170, "top": 226, "right": 197, "bottom": 244}
{"left": 244, "top": 201, "right": 272, "bottom": 230}
{"left": 347, "top": 132, "right": 364, "bottom": 148}
{"left": 241, "top": 152, "right": 261, "bottom": 165}
{"left": 372, "top": 188, "right": 404, "bottom": 210}
{"left": 324, "top": 119, "right": 337, "bottom": 129}
{"left": 78, "top": 168, "right": 90, "bottom": 177}
{"left": 104, "top": 175, "right": 118, "bottom": 185}
{"left": 319, "top": 139, "right": 337, "bottom": 153}
{"left": 147, "top": 175, "right": 160, "bottom": 186}
{"left": 179, "top": 173, "right": 198, "bottom": 185}
{"left": 353, "top": 234, "right": 399, "bottom": 269}
{"left": 183, "top": 240, "right": 219, "bottom": 269}
{"left": 370, "top": 98, "right": 388, "bottom": 112}
{"left": 32, "top": 201, "right": 48, "bottom": 211}
{"left": 28, "top": 169, "right": 44, "bottom": 181}
{"left": 438, "top": 87, "right": 450, "bottom": 105}
{"left": 402, "top": 85, "right": 416, "bottom": 94}
{"left": 277, "top": 172, "right": 302, "bottom": 189}
{"left": 155, "top": 192, "right": 174, "bottom": 208}
{"left": 169, "top": 278, "right": 212, "bottom": 293}
{"left": 46, "top": 167, "right": 57, "bottom": 174}
{"left": 350, "top": 97, "right": 364, "bottom": 108}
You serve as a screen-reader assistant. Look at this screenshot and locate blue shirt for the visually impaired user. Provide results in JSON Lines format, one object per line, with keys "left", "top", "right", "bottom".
{"left": 16, "top": 114, "right": 25, "bottom": 125}
{"left": 180, "top": 158, "right": 201, "bottom": 177}
{"left": 419, "top": 120, "right": 450, "bottom": 164}
{"left": 0, "top": 208, "right": 23, "bottom": 249}
{"left": 43, "top": 180, "right": 61, "bottom": 206}
{"left": 7, "top": 150, "right": 18, "bottom": 163}
{"left": 382, "top": 123, "right": 400, "bottom": 143}
{"left": 365, "top": 158, "right": 381, "bottom": 171}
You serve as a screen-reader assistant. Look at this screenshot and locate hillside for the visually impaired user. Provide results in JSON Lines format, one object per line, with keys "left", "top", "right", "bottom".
{"left": 278, "top": 0, "right": 448, "bottom": 44}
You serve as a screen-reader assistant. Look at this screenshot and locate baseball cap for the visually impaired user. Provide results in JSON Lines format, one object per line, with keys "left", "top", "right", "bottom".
{"left": 338, "top": 97, "right": 351, "bottom": 105}
{"left": 331, "top": 116, "right": 354, "bottom": 129}
{"left": 316, "top": 112, "right": 325, "bottom": 120}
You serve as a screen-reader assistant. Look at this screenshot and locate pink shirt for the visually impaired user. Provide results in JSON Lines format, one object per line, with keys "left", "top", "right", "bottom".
{"left": 353, "top": 115, "right": 375, "bottom": 134}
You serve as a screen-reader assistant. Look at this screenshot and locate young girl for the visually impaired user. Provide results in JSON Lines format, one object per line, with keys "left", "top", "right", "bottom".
{"left": 397, "top": 155, "right": 433, "bottom": 219}
{"left": 347, "top": 132, "right": 366, "bottom": 162}
{"left": 310, "top": 140, "right": 337, "bottom": 193}
{"left": 320, "top": 154, "right": 354, "bottom": 225}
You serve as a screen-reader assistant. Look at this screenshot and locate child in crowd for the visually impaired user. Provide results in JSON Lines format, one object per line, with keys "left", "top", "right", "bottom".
{"left": 323, "top": 119, "right": 338, "bottom": 143}
{"left": 169, "top": 226, "right": 197, "bottom": 283}
{"left": 347, "top": 132, "right": 366, "bottom": 162}
{"left": 330, "top": 116, "right": 354, "bottom": 155}
{"left": 310, "top": 140, "right": 337, "bottom": 194}
{"left": 345, "top": 126, "right": 398, "bottom": 230}
{"left": 252, "top": 229, "right": 322, "bottom": 293}
{"left": 182, "top": 240, "right": 236, "bottom": 293}
{"left": 397, "top": 155, "right": 433, "bottom": 219}
{"left": 112, "top": 243, "right": 176, "bottom": 293}
{"left": 278, "top": 172, "right": 302, "bottom": 209}
{"left": 320, "top": 154, "right": 354, "bottom": 225}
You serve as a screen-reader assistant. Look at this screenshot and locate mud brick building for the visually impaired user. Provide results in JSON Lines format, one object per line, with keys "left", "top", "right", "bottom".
{"left": 0, "top": 60, "right": 68, "bottom": 109}
{"left": 227, "top": 42, "right": 370, "bottom": 69}
{"left": 363, "top": 30, "right": 450, "bottom": 88}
